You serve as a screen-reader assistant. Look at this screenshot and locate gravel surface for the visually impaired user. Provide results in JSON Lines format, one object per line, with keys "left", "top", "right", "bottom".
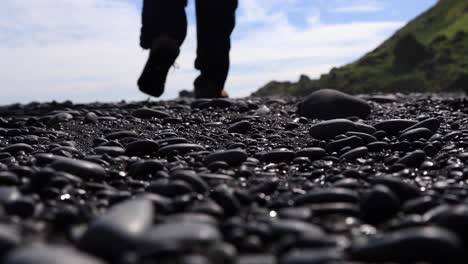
{"left": 0, "top": 93, "right": 468, "bottom": 263}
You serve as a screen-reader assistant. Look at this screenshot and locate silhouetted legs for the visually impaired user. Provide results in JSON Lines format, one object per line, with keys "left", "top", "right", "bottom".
{"left": 194, "top": 0, "right": 238, "bottom": 97}
{"left": 139, "top": 0, "right": 238, "bottom": 98}
{"left": 140, "top": 0, "right": 187, "bottom": 49}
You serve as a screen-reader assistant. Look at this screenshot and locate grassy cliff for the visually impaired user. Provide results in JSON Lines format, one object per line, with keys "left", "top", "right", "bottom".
{"left": 253, "top": 0, "right": 468, "bottom": 97}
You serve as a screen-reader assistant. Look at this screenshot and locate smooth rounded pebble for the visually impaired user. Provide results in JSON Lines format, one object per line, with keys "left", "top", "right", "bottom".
{"left": 340, "top": 146, "right": 368, "bottom": 161}
{"left": 0, "top": 225, "right": 21, "bottom": 258}
{"left": 373, "top": 119, "right": 418, "bottom": 135}
{"left": 269, "top": 219, "right": 325, "bottom": 238}
{"left": 402, "top": 117, "right": 440, "bottom": 133}
{"left": 141, "top": 222, "right": 222, "bottom": 252}
{"left": 49, "top": 157, "right": 107, "bottom": 179}
{"left": 171, "top": 170, "right": 209, "bottom": 193}
{"left": 204, "top": 149, "right": 248, "bottom": 166}
{"left": 294, "top": 188, "right": 359, "bottom": 206}
{"left": 78, "top": 198, "right": 154, "bottom": 259}
{"left": 261, "top": 149, "right": 295, "bottom": 163}
{"left": 4, "top": 245, "right": 105, "bottom": 264}
{"left": 427, "top": 205, "right": 468, "bottom": 243}
{"left": 94, "top": 146, "right": 125, "bottom": 156}
{"left": 371, "top": 176, "right": 421, "bottom": 202}
{"left": 125, "top": 140, "right": 160, "bottom": 156}
{"left": 105, "top": 130, "right": 138, "bottom": 140}
{"left": 228, "top": 121, "right": 252, "bottom": 134}
{"left": 128, "top": 159, "right": 165, "bottom": 178}
{"left": 395, "top": 149, "right": 426, "bottom": 167}
{"left": 309, "top": 119, "right": 359, "bottom": 140}
{"left": 2, "top": 144, "right": 34, "bottom": 154}
{"left": 158, "top": 144, "right": 205, "bottom": 156}
{"left": 298, "top": 89, "right": 371, "bottom": 119}
{"left": 132, "top": 108, "right": 170, "bottom": 119}
{"left": 361, "top": 185, "right": 400, "bottom": 224}
{"left": 399, "top": 127, "right": 434, "bottom": 141}
{"left": 326, "top": 136, "right": 363, "bottom": 153}
{"left": 350, "top": 226, "right": 464, "bottom": 263}
{"left": 295, "top": 147, "right": 326, "bottom": 161}
{"left": 0, "top": 187, "right": 21, "bottom": 203}
{"left": 280, "top": 248, "right": 344, "bottom": 264}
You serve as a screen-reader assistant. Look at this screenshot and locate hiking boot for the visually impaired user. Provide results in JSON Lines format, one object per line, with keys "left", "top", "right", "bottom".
{"left": 138, "top": 36, "right": 180, "bottom": 97}
{"left": 194, "top": 77, "right": 229, "bottom": 99}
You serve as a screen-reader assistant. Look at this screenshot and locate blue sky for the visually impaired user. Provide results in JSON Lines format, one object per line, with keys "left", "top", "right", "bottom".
{"left": 0, "top": 0, "right": 436, "bottom": 104}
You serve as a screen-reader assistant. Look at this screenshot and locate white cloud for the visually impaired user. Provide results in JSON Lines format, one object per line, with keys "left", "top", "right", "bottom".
{"left": 331, "top": 0, "right": 385, "bottom": 13}
{"left": 237, "top": 0, "right": 301, "bottom": 24}
{"left": 0, "top": 0, "right": 150, "bottom": 103}
{"left": 0, "top": 0, "right": 402, "bottom": 104}
{"left": 227, "top": 1, "right": 401, "bottom": 96}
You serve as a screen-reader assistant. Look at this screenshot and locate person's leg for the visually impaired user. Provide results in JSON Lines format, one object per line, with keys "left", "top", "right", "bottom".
{"left": 138, "top": 0, "right": 187, "bottom": 97}
{"left": 140, "top": 0, "right": 188, "bottom": 49}
{"left": 194, "top": 0, "right": 238, "bottom": 98}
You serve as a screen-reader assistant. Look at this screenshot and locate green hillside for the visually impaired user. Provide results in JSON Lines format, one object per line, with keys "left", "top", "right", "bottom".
{"left": 253, "top": 0, "right": 468, "bottom": 97}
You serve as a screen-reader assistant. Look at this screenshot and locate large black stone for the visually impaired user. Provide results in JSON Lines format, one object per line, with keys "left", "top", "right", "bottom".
{"left": 298, "top": 89, "right": 371, "bottom": 119}
{"left": 204, "top": 149, "right": 248, "bottom": 166}
{"left": 4, "top": 245, "right": 105, "bottom": 264}
{"left": 132, "top": 108, "right": 170, "bottom": 119}
{"left": 158, "top": 144, "right": 205, "bottom": 156}
{"left": 0, "top": 224, "right": 21, "bottom": 258}
{"left": 350, "top": 226, "right": 464, "bottom": 263}
{"left": 49, "top": 157, "right": 107, "bottom": 180}
{"left": 125, "top": 140, "right": 160, "bottom": 157}
{"left": 78, "top": 198, "right": 154, "bottom": 259}
{"left": 374, "top": 119, "right": 418, "bottom": 135}
{"left": 309, "top": 119, "right": 359, "bottom": 140}
{"left": 141, "top": 222, "right": 222, "bottom": 252}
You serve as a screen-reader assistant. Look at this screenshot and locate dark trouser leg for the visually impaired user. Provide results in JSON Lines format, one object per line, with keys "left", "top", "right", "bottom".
{"left": 140, "top": 0, "right": 188, "bottom": 49}
{"left": 138, "top": 0, "right": 187, "bottom": 97}
{"left": 195, "top": 0, "right": 238, "bottom": 95}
